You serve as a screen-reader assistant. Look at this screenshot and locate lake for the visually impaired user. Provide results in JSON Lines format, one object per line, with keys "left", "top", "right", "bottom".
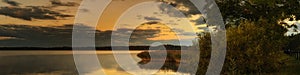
{"left": 0, "top": 51, "right": 188, "bottom": 75}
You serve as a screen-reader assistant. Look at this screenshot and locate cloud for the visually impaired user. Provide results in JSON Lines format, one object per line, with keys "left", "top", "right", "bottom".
{"left": 171, "top": 28, "right": 185, "bottom": 33}
{"left": 141, "top": 21, "right": 160, "bottom": 25}
{"left": 50, "top": 0, "right": 78, "bottom": 7}
{"left": 158, "top": 3, "right": 186, "bottom": 18}
{"left": 144, "top": 16, "right": 161, "bottom": 21}
{"left": 0, "top": 25, "right": 74, "bottom": 47}
{"left": 0, "top": 24, "right": 181, "bottom": 47}
{"left": 0, "top": 6, "right": 73, "bottom": 21}
{"left": 0, "top": 36, "right": 18, "bottom": 40}
{"left": 159, "top": 0, "right": 200, "bottom": 16}
{"left": 129, "top": 29, "right": 161, "bottom": 44}
{"left": 189, "top": 14, "right": 206, "bottom": 25}
{"left": 0, "top": 24, "right": 113, "bottom": 47}
{"left": 110, "top": 28, "right": 164, "bottom": 46}
{"left": 79, "top": 8, "right": 89, "bottom": 12}
{"left": 2, "top": 0, "right": 20, "bottom": 6}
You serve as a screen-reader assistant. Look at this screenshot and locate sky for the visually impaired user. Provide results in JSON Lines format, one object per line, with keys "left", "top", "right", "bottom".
{"left": 0, "top": 0, "right": 206, "bottom": 47}
{"left": 279, "top": 15, "right": 300, "bottom": 36}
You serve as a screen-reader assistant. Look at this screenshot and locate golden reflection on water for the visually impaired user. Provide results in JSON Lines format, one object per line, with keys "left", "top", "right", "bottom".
{"left": 0, "top": 51, "right": 188, "bottom": 75}
{"left": 87, "top": 69, "right": 189, "bottom": 75}
{"left": 0, "top": 51, "right": 143, "bottom": 56}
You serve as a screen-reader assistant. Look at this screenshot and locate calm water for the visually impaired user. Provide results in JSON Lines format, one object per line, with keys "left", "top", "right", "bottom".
{"left": 0, "top": 51, "right": 187, "bottom": 75}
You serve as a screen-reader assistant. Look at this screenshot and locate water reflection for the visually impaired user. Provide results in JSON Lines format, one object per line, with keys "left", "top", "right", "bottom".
{"left": 0, "top": 51, "right": 187, "bottom": 75}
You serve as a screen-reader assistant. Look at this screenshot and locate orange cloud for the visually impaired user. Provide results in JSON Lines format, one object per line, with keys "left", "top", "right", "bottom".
{"left": 135, "top": 22, "right": 179, "bottom": 41}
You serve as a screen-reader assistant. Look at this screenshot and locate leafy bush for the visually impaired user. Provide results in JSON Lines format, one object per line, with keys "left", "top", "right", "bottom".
{"left": 197, "top": 20, "right": 290, "bottom": 74}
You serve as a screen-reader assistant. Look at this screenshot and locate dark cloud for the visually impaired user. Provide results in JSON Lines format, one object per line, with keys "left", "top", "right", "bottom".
{"left": 50, "top": 0, "right": 78, "bottom": 7}
{"left": 2, "top": 0, "right": 20, "bottom": 6}
{"left": 159, "top": 0, "right": 201, "bottom": 16}
{"left": 110, "top": 28, "right": 163, "bottom": 46}
{"left": 129, "top": 28, "right": 184, "bottom": 46}
{"left": 161, "top": 0, "right": 224, "bottom": 27}
{"left": 79, "top": 8, "right": 89, "bottom": 12}
{"left": 158, "top": 3, "right": 186, "bottom": 18}
{"left": 191, "top": 16, "right": 206, "bottom": 25}
{"left": 130, "top": 29, "right": 160, "bottom": 39}
{"left": 141, "top": 21, "right": 160, "bottom": 25}
{"left": 0, "top": 24, "right": 177, "bottom": 47}
{"left": 0, "top": 25, "right": 74, "bottom": 47}
{"left": 144, "top": 16, "right": 162, "bottom": 21}
{"left": 0, "top": 6, "right": 73, "bottom": 21}
{"left": 157, "top": 0, "right": 201, "bottom": 18}
{"left": 179, "top": 32, "right": 196, "bottom": 36}
{"left": 171, "top": 28, "right": 185, "bottom": 33}
{"left": 0, "top": 24, "right": 111, "bottom": 47}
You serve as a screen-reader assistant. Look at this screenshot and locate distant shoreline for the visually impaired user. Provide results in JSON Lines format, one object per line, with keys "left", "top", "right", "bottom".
{"left": 0, "top": 45, "right": 189, "bottom": 50}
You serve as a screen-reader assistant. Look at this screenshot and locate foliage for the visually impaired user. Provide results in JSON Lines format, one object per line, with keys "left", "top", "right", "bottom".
{"left": 224, "top": 20, "right": 289, "bottom": 74}
{"left": 160, "top": 0, "right": 300, "bottom": 25}
{"left": 159, "top": 0, "right": 299, "bottom": 74}
{"left": 198, "top": 21, "right": 288, "bottom": 75}
{"left": 197, "top": 20, "right": 290, "bottom": 74}
{"left": 196, "top": 33, "right": 212, "bottom": 74}
{"left": 286, "top": 35, "right": 300, "bottom": 51}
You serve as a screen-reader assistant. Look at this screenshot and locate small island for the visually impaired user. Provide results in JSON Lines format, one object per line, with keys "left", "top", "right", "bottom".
{"left": 137, "top": 50, "right": 181, "bottom": 71}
